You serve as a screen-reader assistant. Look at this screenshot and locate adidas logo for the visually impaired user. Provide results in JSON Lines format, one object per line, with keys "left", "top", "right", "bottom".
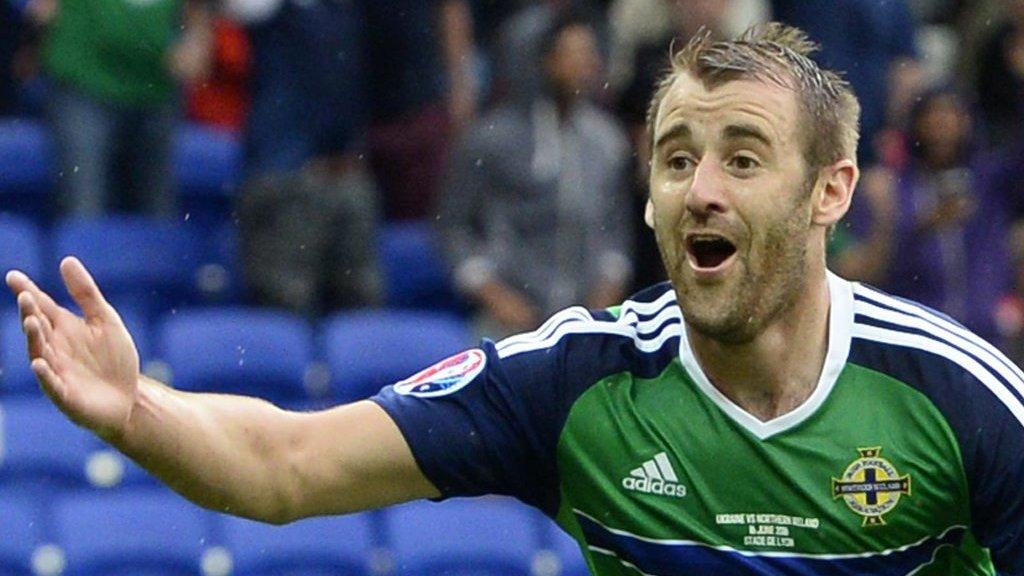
{"left": 622, "top": 452, "right": 687, "bottom": 498}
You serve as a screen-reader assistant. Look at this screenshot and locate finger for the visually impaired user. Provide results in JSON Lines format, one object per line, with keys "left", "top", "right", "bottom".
{"left": 23, "top": 314, "right": 48, "bottom": 360}
{"left": 30, "top": 357, "right": 68, "bottom": 404}
{"left": 18, "top": 291, "right": 54, "bottom": 343}
{"left": 6, "top": 269, "right": 64, "bottom": 321}
{"left": 59, "top": 257, "right": 113, "bottom": 323}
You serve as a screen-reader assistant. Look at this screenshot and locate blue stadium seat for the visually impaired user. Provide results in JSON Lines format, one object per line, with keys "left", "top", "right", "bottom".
{"left": 384, "top": 498, "right": 544, "bottom": 576}
{"left": 0, "top": 397, "right": 97, "bottom": 488}
{"left": 320, "top": 310, "right": 473, "bottom": 403}
{"left": 0, "top": 490, "right": 46, "bottom": 576}
{"left": 155, "top": 307, "right": 316, "bottom": 404}
{"left": 0, "top": 214, "right": 43, "bottom": 282}
{"left": 378, "top": 221, "right": 464, "bottom": 312}
{"left": 173, "top": 123, "right": 240, "bottom": 226}
{"left": 0, "top": 118, "right": 54, "bottom": 220}
{"left": 49, "top": 216, "right": 204, "bottom": 315}
{"left": 52, "top": 487, "right": 209, "bottom": 576}
{"left": 546, "top": 521, "right": 590, "bottom": 576}
{"left": 219, "top": 512, "right": 377, "bottom": 576}
{"left": 194, "top": 221, "right": 242, "bottom": 304}
{"left": 0, "top": 311, "right": 36, "bottom": 396}
{"left": 1, "top": 307, "right": 151, "bottom": 397}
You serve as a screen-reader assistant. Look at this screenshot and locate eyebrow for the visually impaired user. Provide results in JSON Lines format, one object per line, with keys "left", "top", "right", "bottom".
{"left": 722, "top": 123, "right": 772, "bottom": 147}
{"left": 653, "top": 123, "right": 692, "bottom": 151}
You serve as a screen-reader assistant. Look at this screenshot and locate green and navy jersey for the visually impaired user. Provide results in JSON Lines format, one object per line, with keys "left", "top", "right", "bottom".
{"left": 371, "top": 273, "right": 1024, "bottom": 575}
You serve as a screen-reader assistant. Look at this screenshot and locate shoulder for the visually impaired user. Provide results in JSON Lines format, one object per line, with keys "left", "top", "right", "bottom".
{"left": 847, "top": 282, "right": 1024, "bottom": 432}
{"left": 494, "top": 282, "right": 681, "bottom": 381}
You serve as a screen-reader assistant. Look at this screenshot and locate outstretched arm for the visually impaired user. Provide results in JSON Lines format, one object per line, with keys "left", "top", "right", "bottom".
{"left": 6, "top": 258, "right": 439, "bottom": 523}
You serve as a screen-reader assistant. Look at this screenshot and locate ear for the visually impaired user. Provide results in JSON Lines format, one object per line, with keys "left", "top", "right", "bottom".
{"left": 644, "top": 197, "right": 655, "bottom": 229}
{"left": 811, "top": 159, "right": 858, "bottom": 227}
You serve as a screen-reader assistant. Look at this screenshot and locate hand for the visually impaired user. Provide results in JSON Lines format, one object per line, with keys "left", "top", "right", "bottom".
{"left": 25, "top": 0, "right": 59, "bottom": 26}
{"left": 475, "top": 280, "right": 541, "bottom": 333}
{"left": 860, "top": 166, "right": 897, "bottom": 225}
{"left": 167, "top": 33, "right": 212, "bottom": 84}
{"left": 5, "top": 257, "right": 141, "bottom": 442}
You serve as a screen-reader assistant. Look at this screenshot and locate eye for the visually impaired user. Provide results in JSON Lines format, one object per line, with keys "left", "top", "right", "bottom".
{"left": 668, "top": 155, "right": 695, "bottom": 171}
{"left": 729, "top": 154, "right": 760, "bottom": 172}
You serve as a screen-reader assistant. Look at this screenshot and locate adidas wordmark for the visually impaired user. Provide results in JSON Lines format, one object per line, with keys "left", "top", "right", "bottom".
{"left": 622, "top": 452, "right": 687, "bottom": 498}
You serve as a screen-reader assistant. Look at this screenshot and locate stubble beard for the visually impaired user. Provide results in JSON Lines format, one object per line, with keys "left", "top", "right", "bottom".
{"left": 659, "top": 201, "right": 811, "bottom": 345}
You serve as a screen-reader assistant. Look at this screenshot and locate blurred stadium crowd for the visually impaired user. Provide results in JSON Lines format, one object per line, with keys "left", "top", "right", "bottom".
{"left": 2, "top": 0, "right": 1024, "bottom": 574}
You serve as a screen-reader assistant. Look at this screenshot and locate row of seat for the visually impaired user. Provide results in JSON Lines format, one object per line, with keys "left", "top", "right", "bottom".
{"left": 0, "top": 118, "right": 239, "bottom": 224}
{"left": 0, "top": 211, "right": 463, "bottom": 316}
{"left": 0, "top": 486, "right": 588, "bottom": 576}
{"left": 1, "top": 306, "right": 476, "bottom": 403}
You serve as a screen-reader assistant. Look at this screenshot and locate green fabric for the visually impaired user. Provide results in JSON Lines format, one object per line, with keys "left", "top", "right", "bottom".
{"left": 43, "top": 0, "right": 181, "bottom": 106}
{"left": 554, "top": 360, "right": 995, "bottom": 574}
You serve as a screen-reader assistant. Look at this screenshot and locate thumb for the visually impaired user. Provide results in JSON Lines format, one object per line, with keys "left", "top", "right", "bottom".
{"left": 59, "top": 256, "right": 115, "bottom": 323}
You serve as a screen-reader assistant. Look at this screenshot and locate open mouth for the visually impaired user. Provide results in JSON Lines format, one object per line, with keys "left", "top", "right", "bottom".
{"left": 686, "top": 234, "right": 737, "bottom": 270}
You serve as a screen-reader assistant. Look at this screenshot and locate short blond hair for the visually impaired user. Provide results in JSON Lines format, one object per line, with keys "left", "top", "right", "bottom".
{"left": 646, "top": 22, "right": 860, "bottom": 170}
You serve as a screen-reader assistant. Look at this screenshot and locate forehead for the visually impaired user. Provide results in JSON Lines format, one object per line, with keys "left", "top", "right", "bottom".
{"left": 653, "top": 73, "right": 802, "bottom": 148}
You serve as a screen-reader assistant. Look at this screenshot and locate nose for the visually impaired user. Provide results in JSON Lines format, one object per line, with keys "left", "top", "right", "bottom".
{"left": 685, "top": 157, "right": 729, "bottom": 219}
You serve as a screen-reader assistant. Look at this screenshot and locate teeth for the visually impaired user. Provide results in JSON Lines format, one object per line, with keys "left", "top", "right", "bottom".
{"left": 689, "top": 234, "right": 730, "bottom": 245}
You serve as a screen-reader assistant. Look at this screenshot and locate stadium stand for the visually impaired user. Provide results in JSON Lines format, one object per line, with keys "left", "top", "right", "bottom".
{"left": 0, "top": 118, "right": 54, "bottom": 221}
{"left": 384, "top": 497, "right": 545, "bottom": 576}
{"left": 0, "top": 489, "right": 46, "bottom": 576}
{"left": 154, "top": 307, "right": 317, "bottom": 405}
{"left": 378, "top": 221, "right": 463, "bottom": 313}
{"left": 217, "top": 511, "right": 378, "bottom": 576}
{"left": 51, "top": 487, "right": 210, "bottom": 576}
{"left": 49, "top": 216, "right": 204, "bottom": 316}
{"left": 320, "top": 309, "right": 473, "bottom": 403}
{"left": 173, "top": 123, "right": 241, "bottom": 227}
{"left": 0, "top": 214, "right": 43, "bottom": 284}
{"left": 1, "top": 310, "right": 40, "bottom": 396}
{"left": 0, "top": 397, "right": 103, "bottom": 490}
{"left": 545, "top": 520, "right": 590, "bottom": 576}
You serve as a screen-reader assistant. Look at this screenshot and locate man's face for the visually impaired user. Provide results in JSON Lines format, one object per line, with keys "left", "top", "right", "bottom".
{"left": 646, "top": 73, "right": 818, "bottom": 343}
{"left": 545, "top": 24, "right": 602, "bottom": 98}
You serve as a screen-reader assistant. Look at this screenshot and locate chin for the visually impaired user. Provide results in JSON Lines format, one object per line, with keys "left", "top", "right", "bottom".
{"left": 682, "top": 309, "right": 762, "bottom": 345}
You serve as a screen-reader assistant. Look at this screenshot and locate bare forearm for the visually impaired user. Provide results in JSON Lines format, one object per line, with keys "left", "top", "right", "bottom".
{"left": 111, "top": 377, "right": 437, "bottom": 523}
{"left": 113, "top": 376, "right": 304, "bottom": 522}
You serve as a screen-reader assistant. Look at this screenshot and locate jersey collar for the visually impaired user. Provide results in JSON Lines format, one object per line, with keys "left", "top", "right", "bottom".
{"left": 677, "top": 271, "right": 855, "bottom": 440}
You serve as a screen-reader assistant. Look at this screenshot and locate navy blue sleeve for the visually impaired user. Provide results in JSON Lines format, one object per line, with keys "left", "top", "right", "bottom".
{"left": 371, "top": 338, "right": 564, "bottom": 514}
{"left": 369, "top": 301, "right": 678, "bottom": 517}
{"left": 849, "top": 295, "right": 1024, "bottom": 574}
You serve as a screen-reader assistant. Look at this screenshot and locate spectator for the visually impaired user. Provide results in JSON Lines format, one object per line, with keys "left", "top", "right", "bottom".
{"left": 227, "top": 0, "right": 382, "bottom": 317}
{"left": 361, "top": 0, "right": 477, "bottom": 221}
{"left": 440, "top": 11, "right": 632, "bottom": 336}
{"left": 34, "top": 0, "right": 212, "bottom": 217}
{"left": 974, "top": 0, "right": 1024, "bottom": 148}
{"left": 841, "top": 88, "right": 1013, "bottom": 342}
{"left": 185, "top": 15, "right": 251, "bottom": 133}
{"left": 608, "top": 0, "right": 767, "bottom": 98}
{"left": 995, "top": 221, "right": 1024, "bottom": 366}
{"left": 771, "top": 0, "right": 923, "bottom": 165}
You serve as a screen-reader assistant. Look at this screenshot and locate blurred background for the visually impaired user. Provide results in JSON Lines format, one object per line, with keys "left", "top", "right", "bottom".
{"left": 1, "top": 0, "right": 1023, "bottom": 574}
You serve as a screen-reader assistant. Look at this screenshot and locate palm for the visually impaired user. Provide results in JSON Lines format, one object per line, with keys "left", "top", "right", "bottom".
{"left": 6, "top": 258, "right": 140, "bottom": 440}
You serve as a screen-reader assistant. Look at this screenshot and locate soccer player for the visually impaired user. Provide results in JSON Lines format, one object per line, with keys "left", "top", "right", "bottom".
{"left": 7, "top": 23, "right": 1023, "bottom": 574}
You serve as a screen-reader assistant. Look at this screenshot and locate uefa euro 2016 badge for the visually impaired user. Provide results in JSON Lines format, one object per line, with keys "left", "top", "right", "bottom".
{"left": 393, "top": 349, "right": 487, "bottom": 398}
{"left": 832, "top": 447, "right": 912, "bottom": 527}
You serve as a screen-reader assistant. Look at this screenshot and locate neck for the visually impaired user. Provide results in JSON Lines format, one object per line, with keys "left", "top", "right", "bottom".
{"left": 686, "top": 269, "right": 832, "bottom": 422}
